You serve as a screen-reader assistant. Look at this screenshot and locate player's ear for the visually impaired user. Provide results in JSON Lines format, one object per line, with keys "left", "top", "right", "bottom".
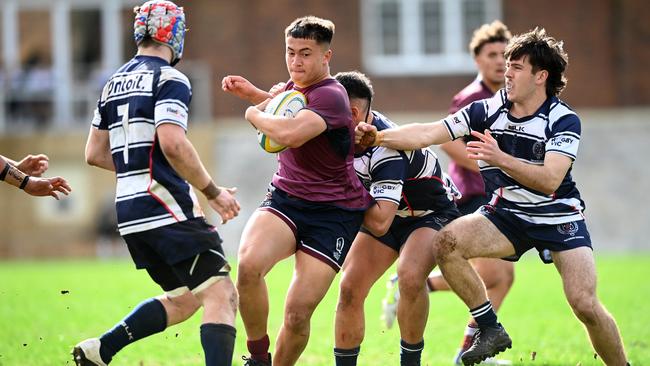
{"left": 536, "top": 69, "right": 548, "bottom": 86}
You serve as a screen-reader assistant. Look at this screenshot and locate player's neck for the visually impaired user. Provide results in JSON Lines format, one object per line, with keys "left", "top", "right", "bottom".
{"left": 510, "top": 88, "right": 547, "bottom": 118}
{"left": 137, "top": 45, "right": 173, "bottom": 64}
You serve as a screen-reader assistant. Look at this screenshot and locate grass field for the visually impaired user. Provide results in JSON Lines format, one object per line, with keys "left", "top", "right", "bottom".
{"left": 0, "top": 255, "right": 647, "bottom": 366}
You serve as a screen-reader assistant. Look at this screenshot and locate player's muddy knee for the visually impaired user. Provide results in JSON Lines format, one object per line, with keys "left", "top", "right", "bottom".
{"left": 236, "top": 260, "right": 263, "bottom": 289}
{"left": 284, "top": 307, "right": 311, "bottom": 335}
{"left": 433, "top": 230, "right": 458, "bottom": 262}
{"left": 338, "top": 281, "right": 362, "bottom": 310}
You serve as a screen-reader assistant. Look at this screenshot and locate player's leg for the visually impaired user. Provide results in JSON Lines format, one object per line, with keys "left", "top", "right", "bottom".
{"left": 73, "top": 232, "right": 187, "bottom": 366}
{"left": 335, "top": 232, "right": 398, "bottom": 365}
{"left": 238, "top": 210, "right": 297, "bottom": 364}
{"left": 396, "top": 226, "right": 439, "bottom": 366}
{"left": 552, "top": 247, "right": 628, "bottom": 365}
{"left": 433, "top": 213, "right": 515, "bottom": 365}
{"left": 273, "top": 251, "right": 338, "bottom": 366}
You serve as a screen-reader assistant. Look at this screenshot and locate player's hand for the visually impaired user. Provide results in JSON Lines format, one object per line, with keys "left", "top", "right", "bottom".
{"left": 208, "top": 187, "right": 240, "bottom": 224}
{"left": 467, "top": 130, "right": 507, "bottom": 166}
{"left": 24, "top": 176, "right": 71, "bottom": 199}
{"left": 268, "top": 82, "right": 286, "bottom": 97}
{"left": 355, "top": 122, "right": 378, "bottom": 146}
{"left": 16, "top": 154, "right": 49, "bottom": 177}
{"left": 221, "top": 75, "right": 258, "bottom": 102}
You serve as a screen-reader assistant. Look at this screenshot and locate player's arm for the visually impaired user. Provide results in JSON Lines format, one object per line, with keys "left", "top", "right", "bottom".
{"left": 363, "top": 200, "right": 399, "bottom": 237}
{"left": 467, "top": 130, "right": 571, "bottom": 195}
{"left": 356, "top": 120, "right": 452, "bottom": 150}
{"left": 222, "top": 75, "right": 273, "bottom": 105}
{"left": 1, "top": 156, "right": 71, "bottom": 199}
{"left": 440, "top": 139, "right": 480, "bottom": 172}
{"left": 157, "top": 124, "right": 240, "bottom": 223}
{"left": 245, "top": 105, "right": 326, "bottom": 148}
{"left": 85, "top": 128, "right": 115, "bottom": 171}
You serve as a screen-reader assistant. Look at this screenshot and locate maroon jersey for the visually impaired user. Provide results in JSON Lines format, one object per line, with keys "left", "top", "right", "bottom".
{"left": 447, "top": 78, "right": 494, "bottom": 202}
{"left": 271, "top": 78, "right": 372, "bottom": 210}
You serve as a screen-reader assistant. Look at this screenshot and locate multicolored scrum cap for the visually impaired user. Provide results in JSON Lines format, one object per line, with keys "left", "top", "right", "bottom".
{"left": 133, "top": 1, "right": 186, "bottom": 66}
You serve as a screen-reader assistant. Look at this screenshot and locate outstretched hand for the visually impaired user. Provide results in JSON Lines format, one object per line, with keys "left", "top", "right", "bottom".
{"left": 16, "top": 154, "right": 49, "bottom": 176}
{"left": 355, "top": 122, "right": 378, "bottom": 147}
{"left": 466, "top": 130, "right": 506, "bottom": 166}
{"left": 24, "top": 176, "right": 71, "bottom": 200}
{"left": 208, "top": 187, "right": 241, "bottom": 224}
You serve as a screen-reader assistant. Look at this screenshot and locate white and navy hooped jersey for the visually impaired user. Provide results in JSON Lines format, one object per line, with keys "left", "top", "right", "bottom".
{"left": 92, "top": 55, "right": 203, "bottom": 235}
{"left": 355, "top": 112, "right": 458, "bottom": 217}
{"left": 442, "top": 89, "right": 585, "bottom": 225}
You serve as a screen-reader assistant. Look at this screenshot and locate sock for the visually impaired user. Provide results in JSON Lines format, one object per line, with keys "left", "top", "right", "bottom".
{"left": 334, "top": 346, "right": 360, "bottom": 366}
{"left": 201, "top": 323, "right": 236, "bottom": 366}
{"left": 99, "top": 298, "right": 167, "bottom": 363}
{"left": 246, "top": 334, "right": 270, "bottom": 362}
{"left": 460, "top": 323, "right": 479, "bottom": 351}
{"left": 469, "top": 301, "right": 498, "bottom": 329}
{"left": 400, "top": 339, "right": 424, "bottom": 366}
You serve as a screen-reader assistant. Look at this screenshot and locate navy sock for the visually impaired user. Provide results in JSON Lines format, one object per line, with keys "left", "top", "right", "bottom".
{"left": 470, "top": 301, "right": 498, "bottom": 329}
{"left": 334, "top": 346, "right": 360, "bottom": 366}
{"left": 99, "top": 298, "right": 167, "bottom": 363}
{"left": 201, "top": 323, "right": 236, "bottom": 366}
{"left": 400, "top": 339, "right": 424, "bottom": 366}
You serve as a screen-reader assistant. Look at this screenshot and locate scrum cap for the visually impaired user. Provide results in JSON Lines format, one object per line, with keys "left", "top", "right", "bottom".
{"left": 133, "top": 1, "right": 186, "bottom": 65}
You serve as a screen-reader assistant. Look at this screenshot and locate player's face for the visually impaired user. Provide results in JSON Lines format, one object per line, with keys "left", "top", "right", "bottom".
{"left": 505, "top": 56, "right": 539, "bottom": 103}
{"left": 475, "top": 41, "right": 507, "bottom": 89}
{"left": 286, "top": 36, "right": 331, "bottom": 87}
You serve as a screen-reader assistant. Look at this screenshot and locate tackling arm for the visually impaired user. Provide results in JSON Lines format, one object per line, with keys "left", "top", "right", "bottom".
{"left": 357, "top": 120, "right": 452, "bottom": 150}
{"left": 362, "top": 200, "right": 399, "bottom": 237}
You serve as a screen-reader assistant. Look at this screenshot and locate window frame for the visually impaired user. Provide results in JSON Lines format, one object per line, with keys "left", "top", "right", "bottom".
{"left": 361, "top": 0, "right": 503, "bottom": 76}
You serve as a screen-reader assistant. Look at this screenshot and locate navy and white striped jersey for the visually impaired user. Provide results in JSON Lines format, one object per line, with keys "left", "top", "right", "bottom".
{"left": 92, "top": 55, "right": 203, "bottom": 235}
{"left": 442, "top": 89, "right": 585, "bottom": 225}
{"left": 355, "top": 112, "right": 458, "bottom": 217}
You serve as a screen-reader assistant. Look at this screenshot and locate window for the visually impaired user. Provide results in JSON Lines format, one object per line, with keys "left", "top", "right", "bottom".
{"left": 361, "top": 0, "right": 502, "bottom": 76}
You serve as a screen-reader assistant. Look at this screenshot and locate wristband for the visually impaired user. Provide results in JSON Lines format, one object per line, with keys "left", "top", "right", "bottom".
{"left": 0, "top": 163, "right": 9, "bottom": 181}
{"left": 201, "top": 180, "right": 222, "bottom": 200}
{"left": 19, "top": 176, "right": 30, "bottom": 190}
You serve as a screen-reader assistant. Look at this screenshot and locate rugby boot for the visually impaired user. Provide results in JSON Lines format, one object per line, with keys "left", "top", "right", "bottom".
{"left": 460, "top": 323, "right": 511, "bottom": 366}
{"left": 242, "top": 353, "right": 272, "bottom": 366}
{"left": 72, "top": 338, "right": 108, "bottom": 366}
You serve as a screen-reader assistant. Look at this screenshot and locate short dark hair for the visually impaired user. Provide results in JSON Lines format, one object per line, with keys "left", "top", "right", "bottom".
{"left": 505, "top": 27, "right": 569, "bottom": 97}
{"left": 285, "top": 16, "right": 335, "bottom": 45}
{"left": 469, "top": 20, "right": 512, "bottom": 57}
{"left": 334, "top": 71, "right": 374, "bottom": 104}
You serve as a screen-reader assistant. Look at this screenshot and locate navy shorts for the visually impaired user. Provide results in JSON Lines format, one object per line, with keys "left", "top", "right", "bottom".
{"left": 456, "top": 194, "right": 488, "bottom": 216}
{"left": 479, "top": 205, "right": 592, "bottom": 261}
{"left": 123, "top": 218, "right": 230, "bottom": 292}
{"left": 360, "top": 208, "right": 460, "bottom": 252}
{"left": 260, "top": 187, "right": 364, "bottom": 272}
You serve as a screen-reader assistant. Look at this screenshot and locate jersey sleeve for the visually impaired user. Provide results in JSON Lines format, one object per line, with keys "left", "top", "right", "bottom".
{"left": 91, "top": 100, "right": 106, "bottom": 130}
{"left": 368, "top": 147, "right": 407, "bottom": 205}
{"left": 442, "top": 92, "right": 502, "bottom": 140}
{"left": 155, "top": 68, "right": 192, "bottom": 130}
{"left": 546, "top": 113, "right": 581, "bottom": 161}
{"left": 306, "top": 83, "right": 351, "bottom": 130}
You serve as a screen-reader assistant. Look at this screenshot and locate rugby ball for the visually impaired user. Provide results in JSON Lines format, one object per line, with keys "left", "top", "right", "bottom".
{"left": 257, "top": 90, "right": 307, "bottom": 153}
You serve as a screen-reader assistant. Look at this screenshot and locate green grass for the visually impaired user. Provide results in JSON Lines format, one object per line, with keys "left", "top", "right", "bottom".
{"left": 0, "top": 255, "right": 647, "bottom": 365}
